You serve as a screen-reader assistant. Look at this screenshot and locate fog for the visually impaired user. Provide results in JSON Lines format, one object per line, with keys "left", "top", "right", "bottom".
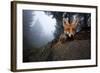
{"left": 23, "top": 10, "right": 56, "bottom": 48}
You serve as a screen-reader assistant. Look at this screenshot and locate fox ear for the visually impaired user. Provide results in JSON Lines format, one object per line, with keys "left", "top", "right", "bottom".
{"left": 72, "top": 17, "right": 79, "bottom": 27}
{"left": 71, "top": 15, "right": 80, "bottom": 27}
{"left": 75, "top": 18, "right": 79, "bottom": 27}
{"left": 63, "top": 18, "right": 69, "bottom": 26}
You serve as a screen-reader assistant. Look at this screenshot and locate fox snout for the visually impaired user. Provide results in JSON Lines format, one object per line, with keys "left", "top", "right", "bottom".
{"left": 64, "top": 26, "right": 76, "bottom": 38}
{"left": 65, "top": 31, "right": 74, "bottom": 37}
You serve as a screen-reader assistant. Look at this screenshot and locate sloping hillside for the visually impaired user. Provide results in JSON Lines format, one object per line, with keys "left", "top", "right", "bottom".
{"left": 23, "top": 31, "right": 90, "bottom": 62}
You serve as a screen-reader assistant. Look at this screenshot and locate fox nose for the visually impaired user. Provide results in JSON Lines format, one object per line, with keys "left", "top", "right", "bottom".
{"left": 68, "top": 34, "right": 74, "bottom": 38}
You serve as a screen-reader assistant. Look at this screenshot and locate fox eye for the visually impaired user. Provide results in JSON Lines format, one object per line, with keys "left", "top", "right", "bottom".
{"left": 66, "top": 28, "right": 70, "bottom": 30}
{"left": 72, "top": 28, "right": 75, "bottom": 31}
{"left": 64, "top": 21, "right": 66, "bottom": 24}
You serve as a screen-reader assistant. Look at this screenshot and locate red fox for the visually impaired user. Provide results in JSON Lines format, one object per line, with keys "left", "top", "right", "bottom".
{"left": 63, "top": 13, "right": 79, "bottom": 38}
{"left": 51, "top": 14, "right": 80, "bottom": 48}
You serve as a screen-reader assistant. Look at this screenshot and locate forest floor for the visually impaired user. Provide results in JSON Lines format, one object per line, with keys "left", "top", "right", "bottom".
{"left": 23, "top": 31, "right": 91, "bottom": 62}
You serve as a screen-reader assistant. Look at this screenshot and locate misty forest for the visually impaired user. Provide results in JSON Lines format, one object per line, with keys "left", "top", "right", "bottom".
{"left": 23, "top": 10, "right": 91, "bottom": 62}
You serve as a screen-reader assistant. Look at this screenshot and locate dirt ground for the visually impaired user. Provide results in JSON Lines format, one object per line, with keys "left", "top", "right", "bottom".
{"left": 23, "top": 31, "right": 91, "bottom": 62}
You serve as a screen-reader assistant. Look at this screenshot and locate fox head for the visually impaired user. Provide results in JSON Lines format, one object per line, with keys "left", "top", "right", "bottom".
{"left": 63, "top": 15, "right": 79, "bottom": 38}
